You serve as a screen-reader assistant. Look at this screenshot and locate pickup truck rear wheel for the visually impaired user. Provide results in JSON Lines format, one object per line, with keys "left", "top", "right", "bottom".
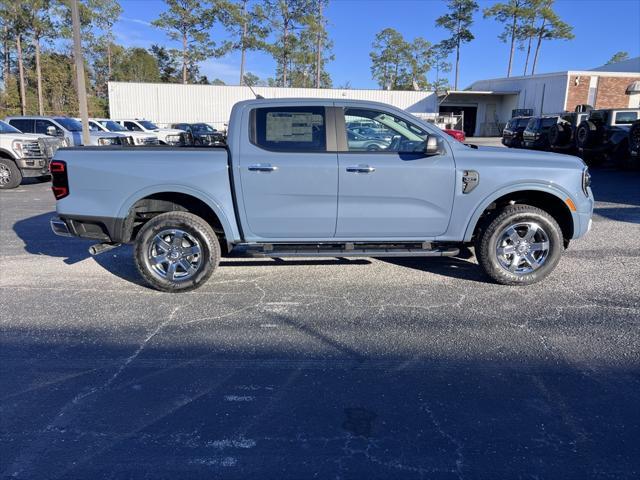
{"left": 475, "top": 205, "right": 563, "bottom": 286}
{"left": 134, "top": 211, "right": 220, "bottom": 292}
{"left": 0, "top": 158, "right": 22, "bottom": 189}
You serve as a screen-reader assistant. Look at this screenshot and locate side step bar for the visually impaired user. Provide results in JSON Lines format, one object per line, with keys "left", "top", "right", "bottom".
{"left": 244, "top": 245, "right": 459, "bottom": 258}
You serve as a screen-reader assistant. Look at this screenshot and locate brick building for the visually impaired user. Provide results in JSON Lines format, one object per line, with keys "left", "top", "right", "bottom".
{"left": 436, "top": 57, "right": 640, "bottom": 136}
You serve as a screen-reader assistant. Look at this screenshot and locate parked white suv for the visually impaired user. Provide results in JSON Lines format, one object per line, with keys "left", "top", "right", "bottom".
{"left": 0, "top": 120, "right": 61, "bottom": 189}
{"left": 115, "top": 119, "right": 187, "bottom": 145}
{"left": 87, "top": 119, "right": 159, "bottom": 146}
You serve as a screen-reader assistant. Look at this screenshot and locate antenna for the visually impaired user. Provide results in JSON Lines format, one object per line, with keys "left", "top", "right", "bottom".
{"left": 246, "top": 84, "right": 264, "bottom": 99}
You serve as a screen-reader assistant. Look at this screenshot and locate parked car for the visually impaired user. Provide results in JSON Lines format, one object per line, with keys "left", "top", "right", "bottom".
{"left": 502, "top": 116, "right": 531, "bottom": 148}
{"left": 348, "top": 125, "right": 394, "bottom": 142}
{"left": 346, "top": 129, "right": 390, "bottom": 150}
{"left": 0, "top": 120, "right": 61, "bottom": 189}
{"left": 50, "top": 98, "right": 593, "bottom": 292}
{"left": 522, "top": 116, "right": 560, "bottom": 150}
{"left": 443, "top": 128, "right": 466, "bottom": 142}
{"left": 576, "top": 108, "right": 640, "bottom": 167}
{"left": 5, "top": 116, "right": 127, "bottom": 147}
{"left": 171, "top": 123, "right": 225, "bottom": 146}
{"left": 115, "top": 119, "right": 188, "bottom": 146}
{"left": 548, "top": 112, "right": 589, "bottom": 152}
{"left": 88, "top": 118, "right": 159, "bottom": 146}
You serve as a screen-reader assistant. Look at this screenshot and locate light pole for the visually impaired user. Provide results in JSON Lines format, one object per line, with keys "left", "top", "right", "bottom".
{"left": 70, "top": 0, "right": 90, "bottom": 145}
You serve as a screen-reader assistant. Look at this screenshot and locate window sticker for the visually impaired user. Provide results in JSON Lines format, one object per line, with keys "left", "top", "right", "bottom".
{"left": 266, "top": 112, "right": 323, "bottom": 142}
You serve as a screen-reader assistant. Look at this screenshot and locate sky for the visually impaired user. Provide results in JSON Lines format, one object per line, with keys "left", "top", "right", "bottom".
{"left": 113, "top": 0, "right": 640, "bottom": 89}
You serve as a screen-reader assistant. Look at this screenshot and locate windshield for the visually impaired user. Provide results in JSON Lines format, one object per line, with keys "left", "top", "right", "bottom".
{"left": 99, "top": 120, "right": 127, "bottom": 132}
{"left": 0, "top": 120, "right": 21, "bottom": 134}
{"left": 54, "top": 117, "right": 83, "bottom": 132}
{"left": 193, "top": 123, "right": 216, "bottom": 133}
{"left": 139, "top": 120, "right": 159, "bottom": 130}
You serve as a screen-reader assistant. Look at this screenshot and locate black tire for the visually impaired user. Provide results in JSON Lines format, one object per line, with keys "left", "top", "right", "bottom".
{"left": 0, "top": 158, "right": 22, "bottom": 189}
{"left": 134, "top": 211, "right": 220, "bottom": 292}
{"left": 475, "top": 204, "right": 564, "bottom": 286}
{"left": 576, "top": 120, "right": 599, "bottom": 148}
{"left": 548, "top": 123, "right": 570, "bottom": 147}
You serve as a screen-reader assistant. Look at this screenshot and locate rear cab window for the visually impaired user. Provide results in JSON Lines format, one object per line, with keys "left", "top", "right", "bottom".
{"left": 614, "top": 111, "right": 638, "bottom": 125}
{"left": 252, "top": 106, "right": 326, "bottom": 152}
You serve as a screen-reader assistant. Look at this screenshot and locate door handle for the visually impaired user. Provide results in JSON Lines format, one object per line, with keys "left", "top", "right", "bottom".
{"left": 248, "top": 164, "right": 278, "bottom": 172}
{"left": 346, "top": 165, "right": 375, "bottom": 174}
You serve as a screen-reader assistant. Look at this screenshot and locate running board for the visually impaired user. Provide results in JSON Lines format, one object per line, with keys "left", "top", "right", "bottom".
{"left": 244, "top": 244, "right": 459, "bottom": 258}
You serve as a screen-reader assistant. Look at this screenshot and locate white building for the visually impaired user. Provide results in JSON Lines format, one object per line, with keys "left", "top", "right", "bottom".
{"left": 108, "top": 57, "right": 639, "bottom": 137}
{"left": 107, "top": 82, "right": 438, "bottom": 131}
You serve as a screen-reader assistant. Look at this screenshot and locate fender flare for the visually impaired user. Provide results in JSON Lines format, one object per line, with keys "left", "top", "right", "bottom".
{"left": 117, "top": 184, "right": 240, "bottom": 243}
{"left": 0, "top": 148, "right": 18, "bottom": 162}
{"left": 462, "top": 182, "right": 576, "bottom": 242}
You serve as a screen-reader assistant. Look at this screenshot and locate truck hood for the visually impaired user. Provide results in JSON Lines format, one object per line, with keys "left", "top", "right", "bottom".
{"left": 1, "top": 132, "right": 48, "bottom": 141}
{"left": 89, "top": 131, "right": 128, "bottom": 138}
{"left": 469, "top": 144, "right": 586, "bottom": 170}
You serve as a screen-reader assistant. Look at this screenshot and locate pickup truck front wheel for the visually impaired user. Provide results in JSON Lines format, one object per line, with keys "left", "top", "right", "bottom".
{"left": 0, "top": 158, "right": 22, "bottom": 189}
{"left": 134, "top": 212, "right": 220, "bottom": 292}
{"left": 475, "top": 205, "right": 563, "bottom": 286}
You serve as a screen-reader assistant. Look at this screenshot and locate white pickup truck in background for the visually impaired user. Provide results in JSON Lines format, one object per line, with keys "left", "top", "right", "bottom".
{"left": 115, "top": 119, "right": 187, "bottom": 146}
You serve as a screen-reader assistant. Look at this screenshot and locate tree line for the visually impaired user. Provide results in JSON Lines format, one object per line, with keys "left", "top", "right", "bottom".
{"left": 370, "top": 0, "right": 574, "bottom": 92}
{"left": 0, "top": 0, "right": 332, "bottom": 116}
{"left": 0, "top": 0, "right": 593, "bottom": 117}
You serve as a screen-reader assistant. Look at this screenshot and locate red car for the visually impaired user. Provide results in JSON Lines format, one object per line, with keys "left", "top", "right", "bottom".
{"left": 443, "top": 129, "right": 466, "bottom": 142}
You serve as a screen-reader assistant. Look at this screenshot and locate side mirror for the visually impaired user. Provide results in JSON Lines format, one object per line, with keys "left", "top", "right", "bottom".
{"left": 46, "top": 126, "right": 58, "bottom": 136}
{"left": 424, "top": 136, "right": 439, "bottom": 155}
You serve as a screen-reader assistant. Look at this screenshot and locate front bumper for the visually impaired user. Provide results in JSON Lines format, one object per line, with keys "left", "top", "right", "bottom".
{"left": 17, "top": 157, "right": 50, "bottom": 176}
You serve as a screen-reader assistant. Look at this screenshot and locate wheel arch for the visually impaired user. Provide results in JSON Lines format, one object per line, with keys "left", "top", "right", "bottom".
{"left": 0, "top": 148, "right": 18, "bottom": 162}
{"left": 465, "top": 186, "right": 575, "bottom": 244}
{"left": 119, "top": 186, "right": 238, "bottom": 251}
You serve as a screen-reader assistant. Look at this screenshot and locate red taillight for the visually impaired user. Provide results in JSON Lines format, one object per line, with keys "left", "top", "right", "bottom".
{"left": 50, "top": 161, "right": 65, "bottom": 173}
{"left": 50, "top": 160, "right": 69, "bottom": 199}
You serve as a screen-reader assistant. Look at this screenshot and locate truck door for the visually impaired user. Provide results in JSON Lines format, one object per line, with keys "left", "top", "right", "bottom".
{"left": 336, "top": 107, "right": 455, "bottom": 238}
{"left": 238, "top": 105, "right": 338, "bottom": 239}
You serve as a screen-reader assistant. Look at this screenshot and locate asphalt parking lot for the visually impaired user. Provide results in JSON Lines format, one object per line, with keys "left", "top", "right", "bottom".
{"left": 1, "top": 157, "right": 639, "bottom": 479}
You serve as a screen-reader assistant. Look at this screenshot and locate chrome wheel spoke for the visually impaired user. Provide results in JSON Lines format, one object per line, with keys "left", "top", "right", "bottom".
{"left": 506, "top": 226, "right": 521, "bottom": 243}
{"left": 166, "top": 261, "right": 178, "bottom": 280}
{"left": 172, "top": 231, "right": 185, "bottom": 247}
{"left": 508, "top": 254, "right": 521, "bottom": 271}
{"left": 523, "top": 252, "right": 541, "bottom": 270}
{"left": 178, "top": 259, "right": 192, "bottom": 271}
{"left": 530, "top": 241, "right": 549, "bottom": 252}
{"left": 183, "top": 245, "right": 201, "bottom": 256}
{"left": 523, "top": 224, "right": 538, "bottom": 242}
{"left": 151, "top": 253, "right": 168, "bottom": 266}
{"left": 154, "top": 235, "right": 171, "bottom": 252}
{"left": 497, "top": 245, "right": 516, "bottom": 256}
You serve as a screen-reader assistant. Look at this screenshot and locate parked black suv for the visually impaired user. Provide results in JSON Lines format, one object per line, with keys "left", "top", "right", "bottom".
{"left": 522, "top": 116, "right": 559, "bottom": 150}
{"left": 502, "top": 116, "right": 531, "bottom": 148}
{"left": 548, "top": 112, "right": 589, "bottom": 152}
{"left": 171, "top": 123, "right": 225, "bottom": 146}
{"left": 576, "top": 108, "right": 640, "bottom": 166}
{"left": 629, "top": 120, "right": 640, "bottom": 164}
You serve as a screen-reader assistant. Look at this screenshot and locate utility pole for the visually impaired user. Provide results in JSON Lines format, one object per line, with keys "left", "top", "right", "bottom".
{"left": 70, "top": 0, "right": 90, "bottom": 145}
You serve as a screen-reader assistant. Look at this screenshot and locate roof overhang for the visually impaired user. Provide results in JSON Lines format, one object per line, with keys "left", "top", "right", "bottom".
{"left": 437, "top": 90, "right": 519, "bottom": 104}
{"left": 626, "top": 81, "right": 640, "bottom": 94}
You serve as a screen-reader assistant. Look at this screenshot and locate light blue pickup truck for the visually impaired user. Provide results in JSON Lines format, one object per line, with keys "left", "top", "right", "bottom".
{"left": 50, "top": 98, "right": 593, "bottom": 292}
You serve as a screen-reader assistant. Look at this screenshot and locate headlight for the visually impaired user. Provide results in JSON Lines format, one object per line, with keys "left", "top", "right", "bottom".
{"left": 135, "top": 137, "right": 144, "bottom": 145}
{"left": 11, "top": 140, "right": 25, "bottom": 157}
{"left": 166, "top": 134, "right": 180, "bottom": 144}
{"left": 582, "top": 168, "right": 591, "bottom": 196}
{"left": 98, "top": 137, "right": 119, "bottom": 145}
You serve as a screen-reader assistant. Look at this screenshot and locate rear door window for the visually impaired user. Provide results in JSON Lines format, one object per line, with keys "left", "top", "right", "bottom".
{"left": 252, "top": 106, "right": 326, "bottom": 152}
{"left": 614, "top": 111, "right": 638, "bottom": 125}
{"left": 8, "top": 119, "right": 34, "bottom": 133}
